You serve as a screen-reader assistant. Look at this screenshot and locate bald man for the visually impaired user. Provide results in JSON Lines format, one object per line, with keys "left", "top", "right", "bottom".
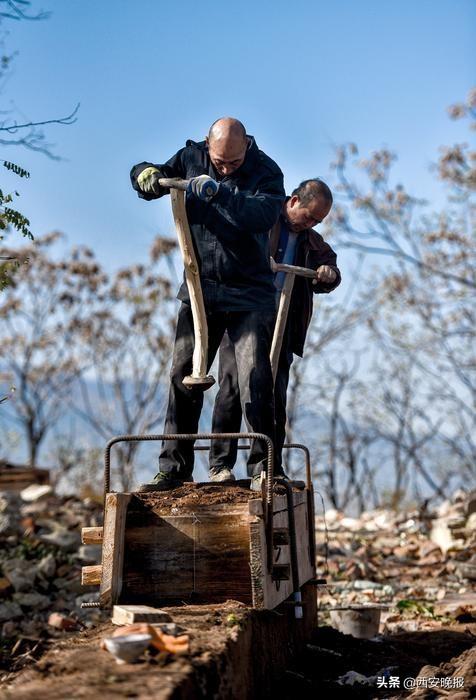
{"left": 131, "top": 118, "right": 285, "bottom": 490}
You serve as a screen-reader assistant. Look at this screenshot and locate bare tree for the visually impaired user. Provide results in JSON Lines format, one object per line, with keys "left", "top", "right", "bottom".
{"left": 70, "top": 236, "right": 177, "bottom": 490}
{"left": 0, "top": 1, "right": 79, "bottom": 290}
{"left": 0, "top": 1, "right": 79, "bottom": 158}
{"left": 0, "top": 232, "right": 108, "bottom": 464}
{"left": 326, "top": 88, "right": 475, "bottom": 291}
{"left": 291, "top": 90, "right": 475, "bottom": 512}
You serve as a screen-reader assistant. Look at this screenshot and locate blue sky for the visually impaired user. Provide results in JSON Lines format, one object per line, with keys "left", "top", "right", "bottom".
{"left": 2, "top": 0, "right": 475, "bottom": 273}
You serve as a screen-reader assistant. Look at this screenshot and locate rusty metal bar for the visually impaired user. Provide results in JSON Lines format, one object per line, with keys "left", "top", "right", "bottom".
{"left": 283, "top": 442, "right": 316, "bottom": 570}
{"left": 104, "top": 432, "right": 276, "bottom": 571}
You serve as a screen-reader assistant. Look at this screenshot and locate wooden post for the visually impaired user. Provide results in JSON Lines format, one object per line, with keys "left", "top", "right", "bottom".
{"left": 99, "top": 493, "right": 131, "bottom": 608}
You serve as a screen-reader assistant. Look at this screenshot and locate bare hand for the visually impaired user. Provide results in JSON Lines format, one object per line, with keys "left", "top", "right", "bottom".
{"left": 313, "top": 265, "right": 337, "bottom": 285}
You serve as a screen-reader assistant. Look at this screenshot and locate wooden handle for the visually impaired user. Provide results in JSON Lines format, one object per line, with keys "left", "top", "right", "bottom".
{"left": 269, "top": 257, "right": 318, "bottom": 383}
{"left": 271, "top": 258, "right": 317, "bottom": 280}
{"left": 169, "top": 189, "right": 215, "bottom": 389}
{"left": 270, "top": 273, "right": 295, "bottom": 383}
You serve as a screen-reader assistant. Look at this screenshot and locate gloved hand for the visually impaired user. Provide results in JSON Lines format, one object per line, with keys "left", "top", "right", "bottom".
{"left": 136, "top": 166, "right": 164, "bottom": 196}
{"left": 187, "top": 175, "right": 219, "bottom": 201}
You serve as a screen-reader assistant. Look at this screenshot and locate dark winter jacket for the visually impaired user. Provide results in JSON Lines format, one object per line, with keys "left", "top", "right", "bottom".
{"left": 131, "top": 137, "right": 285, "bottom": 312}
{"left": 270, "top": 215, "right": 341, "bottom": 357}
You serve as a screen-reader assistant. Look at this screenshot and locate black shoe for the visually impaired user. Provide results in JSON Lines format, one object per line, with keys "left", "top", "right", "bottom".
{"left": 275, "top": 473, "right": 306, "bottom": 490}
{"left": 136, "top": 472, "right": 191, "bottom": 492}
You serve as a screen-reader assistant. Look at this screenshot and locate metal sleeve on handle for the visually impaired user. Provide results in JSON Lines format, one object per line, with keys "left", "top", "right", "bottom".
{"left": 158, "top": 177, "right": 190, "bottom": 191}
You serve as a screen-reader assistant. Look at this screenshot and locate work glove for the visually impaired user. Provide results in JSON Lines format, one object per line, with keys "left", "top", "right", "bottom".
{"left": 136, "top": 166, "right": 164, "bottom": 196}
{"left": 187, "top": 175, "right": 219, "bottom": 201}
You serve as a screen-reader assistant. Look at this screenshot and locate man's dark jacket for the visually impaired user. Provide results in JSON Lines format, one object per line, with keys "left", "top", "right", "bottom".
{"left": 131, "top": 137, "right": 285, "bottom": 313}
{"left": 270, "top": 216, "right": 341, "bottom": 357}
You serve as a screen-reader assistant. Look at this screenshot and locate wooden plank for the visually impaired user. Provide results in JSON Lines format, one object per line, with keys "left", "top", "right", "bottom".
{"left": 81, "top": 526, "right": 103, "bottom": 545}
{"left": 249, "top": 494, "right": 293, "bottom": 609}
{"left": 99, "top": 493, "right": 131, "bottom": 608}
{"left": 249, "top": 492, "right": 314, "bottom": 609}
{"left": 248, "top": 499, "right": 264, "bottom": 516}
{"left": 0, "top": 466, "right": 50, "bottom": 491}
{"left": 294, "top": 494, "right": 315, "bottom": 584}
{"left": 121, "top": 496, "right": 253, "bottom": 605}
{"left": 111, "top": 605, "right": 172, "bottom": 625}
{"left": 81, "top": 564, "right": 102, "bottom": 586}
{"left": 249, "top": 518, "right": 265, "bottom": 608}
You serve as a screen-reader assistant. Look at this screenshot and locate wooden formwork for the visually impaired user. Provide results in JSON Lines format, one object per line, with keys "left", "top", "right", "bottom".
{"left": 81, "top": 483, "right": 316, "bottom": 610}
{"left": 0, "top": 462, "right": 49, "bottom": 491}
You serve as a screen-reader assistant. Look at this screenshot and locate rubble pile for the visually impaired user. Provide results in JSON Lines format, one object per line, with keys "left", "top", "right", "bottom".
{"left": 0, "top": 482, "right": 475, "bottom": 692}
{"left": 315, "top": 489, "right": 476, "bottom": 632}
{"left": 0, "top": 485, "right": 105, "bottom": 675}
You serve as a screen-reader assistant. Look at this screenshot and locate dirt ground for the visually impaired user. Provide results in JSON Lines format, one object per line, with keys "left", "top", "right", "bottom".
{"left": 0, "top": 602, "right": 250, "bottom": 700}
{"left": 1, "top": 609, "right": 474, "bottom": 699}
{"left": 279, "top": 622, "right": 476, "bottom": 699}
{"left": 135, "top": 481, "right": 259, "bottom": 515}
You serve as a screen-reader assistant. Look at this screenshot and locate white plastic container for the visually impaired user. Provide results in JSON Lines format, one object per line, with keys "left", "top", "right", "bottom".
{"left": 329, "top": 606, "right": 381, "bottom": 639}
{"left": 104, "top": 633, "right": 152, "bottom": 664}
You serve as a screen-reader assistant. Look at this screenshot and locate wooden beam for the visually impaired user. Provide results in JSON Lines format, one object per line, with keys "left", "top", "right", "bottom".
{"left": 0, "top": 466, "right": 50, "bottom": 491}
{"left": 111, "top": 605, "right": 172, "bottom": 626}
{"left": 81, "top": 564, "right": 102, "bottom": 586}
{"left": 81, "top": 526, "right": 103, "bottom": 545}
{"left": 99, "top": 493, "right": 131, "bottom": 608}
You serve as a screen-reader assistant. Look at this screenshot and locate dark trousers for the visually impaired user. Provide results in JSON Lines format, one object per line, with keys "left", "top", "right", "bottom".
{"left": 159, "top": 303, "right": 276, "bottom": 478}
{"left": 210, "top": 324, "right": 294, "bottom": 475}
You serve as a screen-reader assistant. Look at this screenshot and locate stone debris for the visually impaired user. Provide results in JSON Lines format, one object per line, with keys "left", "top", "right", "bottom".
{"left": 0, "top": 489, "right": 106, "bottom": 674}
{"left": 20, "top": 484, "right": 53, "bottom": 502}
{"left": 315, "top": 488, "right": 476, "bottom": 630}
{"left": 0, "top": 492, "right": 23, "bottom": 536}
{"left": 47, "top": 612, "right": 80, "bottom": 631}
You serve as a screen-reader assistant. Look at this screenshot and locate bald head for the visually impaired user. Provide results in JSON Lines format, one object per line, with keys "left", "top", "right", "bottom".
{"left": 207, "top": 117, "right": 248, "bottom": 177}
{"left": 208, "top": 117, "right": 246, "bottom": 144}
